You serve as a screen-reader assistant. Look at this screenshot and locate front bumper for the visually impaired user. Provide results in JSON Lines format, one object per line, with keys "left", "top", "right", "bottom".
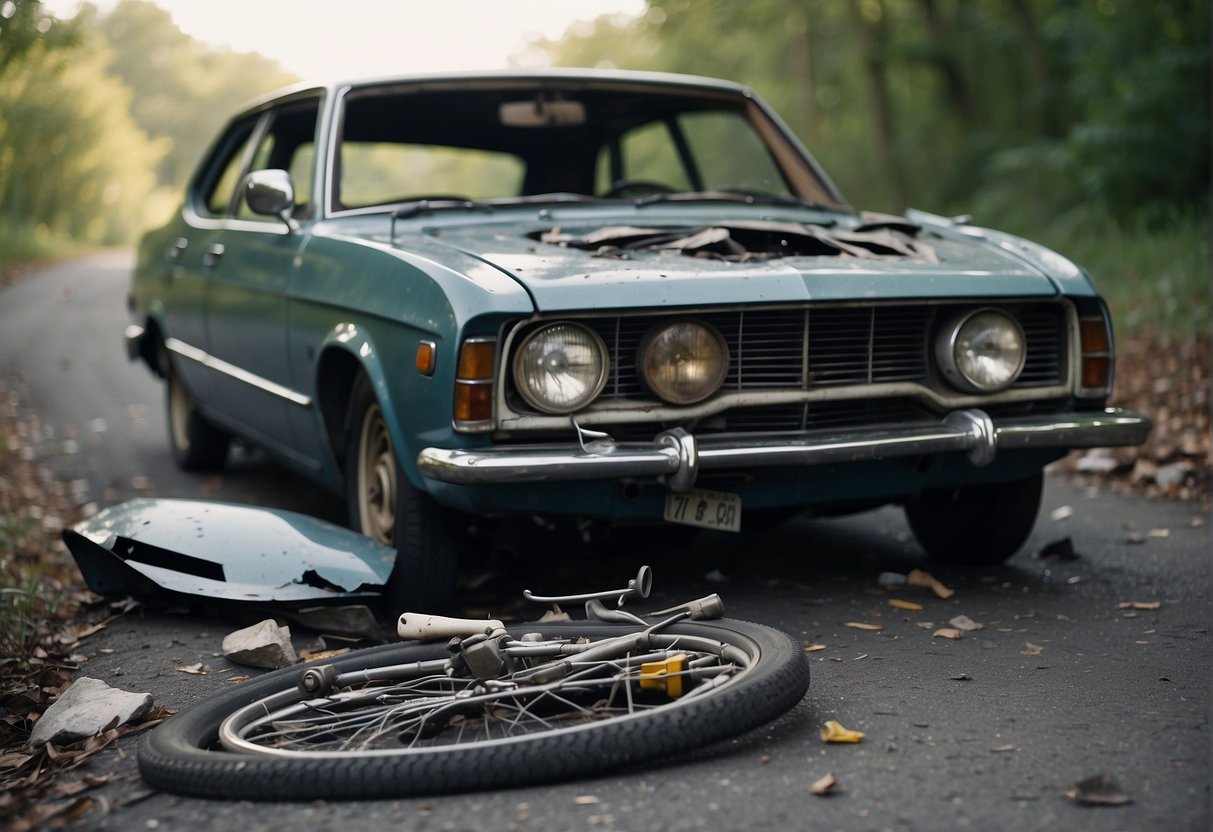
{"left": 416, "top": 408, "right": 1151, "bottom": 493}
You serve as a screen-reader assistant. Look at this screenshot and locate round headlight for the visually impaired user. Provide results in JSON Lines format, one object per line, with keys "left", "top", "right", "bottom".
{"left": 638, "top": 320, "right": 730, "bottom": 405}
{"left": 937, "top": 309, "right": 1026, "bottom": 393}
{"left": 513, "top": 322, "right": 608, "bottom": 413}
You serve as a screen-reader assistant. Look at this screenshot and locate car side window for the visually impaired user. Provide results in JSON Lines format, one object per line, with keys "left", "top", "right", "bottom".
{"left": 200, "top": 117, "right": 259, "bottom": 217}
{"left": 236, "top": 101, "right": 321, "bottom": 221}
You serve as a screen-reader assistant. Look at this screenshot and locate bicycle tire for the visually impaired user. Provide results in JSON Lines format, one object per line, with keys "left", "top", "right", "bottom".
{"left": 138, "top": 619, "right": 809, "bottom": 799}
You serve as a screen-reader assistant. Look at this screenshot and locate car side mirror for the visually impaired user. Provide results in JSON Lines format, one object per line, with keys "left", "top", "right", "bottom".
{"left": 243, "top": 169, "right": 299, "bottom": 232}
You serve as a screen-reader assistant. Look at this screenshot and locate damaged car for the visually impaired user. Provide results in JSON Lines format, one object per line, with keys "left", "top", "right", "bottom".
{"left": 125, "top": 69, "right": 1150, "bottom": 609}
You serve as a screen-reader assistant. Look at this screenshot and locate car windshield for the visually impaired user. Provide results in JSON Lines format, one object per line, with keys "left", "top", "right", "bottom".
{"left": 331, "top": 81, "right": 842, "bottom": 213}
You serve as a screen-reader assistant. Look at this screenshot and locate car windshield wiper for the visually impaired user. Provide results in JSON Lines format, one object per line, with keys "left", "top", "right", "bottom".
{"left": 633, "top": 189, "right": 840, "bottom": 212}
{"left": 505, "top": 192, "right": 607, "bottom": 206}
{"left": 391, "top": 198, "right": 496, "bottom": 220}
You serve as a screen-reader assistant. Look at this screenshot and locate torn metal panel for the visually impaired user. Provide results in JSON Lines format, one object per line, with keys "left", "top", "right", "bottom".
{"left": 63, "top": 498, "right": 395, "bottom": 610}
{"left": 538, "top": 219, "right": 938, "bottom": 263}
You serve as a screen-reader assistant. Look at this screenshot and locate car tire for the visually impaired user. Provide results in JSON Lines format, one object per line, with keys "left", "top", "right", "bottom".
{"left": 165, "top": 361, "right": 230, "bottom": 472}
{"left": 345, "top": 374, "right": 461, "bottom": 614}
{"left": 904, "top": 472, "right": 1043, "bottom": 565}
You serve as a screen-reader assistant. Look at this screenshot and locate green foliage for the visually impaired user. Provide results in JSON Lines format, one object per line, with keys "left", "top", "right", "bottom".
{"left": 0, "top": 36, "right": 166, "bottom": 244}
{"left": 96, "top": 0, "right": 298, "bottom": 193}
{"left": 0, "top": 0, "right": 297, "bottom": 248}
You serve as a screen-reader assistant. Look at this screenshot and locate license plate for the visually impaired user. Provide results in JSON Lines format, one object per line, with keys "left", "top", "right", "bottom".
{"left": 664, "top": 489, "right": 742, "bottom": 533}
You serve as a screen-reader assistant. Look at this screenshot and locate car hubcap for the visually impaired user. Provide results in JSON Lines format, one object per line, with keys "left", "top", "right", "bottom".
{"left": 357, "top": 404, "right": 396, "bottom": 545}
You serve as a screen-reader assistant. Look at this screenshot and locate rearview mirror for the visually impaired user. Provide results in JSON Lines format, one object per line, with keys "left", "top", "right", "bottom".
{"left": 499, "top": 98, "right": 586, "bottom": 127}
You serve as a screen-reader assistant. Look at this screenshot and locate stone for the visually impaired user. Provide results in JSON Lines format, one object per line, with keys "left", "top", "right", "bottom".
{"left": 222, "top": 619, "right": 297, "bottom": 669}
{"left": 28, "top": 676, "right": 152, "bottom": 747}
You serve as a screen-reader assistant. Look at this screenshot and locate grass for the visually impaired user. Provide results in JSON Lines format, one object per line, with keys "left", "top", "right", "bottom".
{"left": 0, "top": 401, "right": 80, "bottom": 662}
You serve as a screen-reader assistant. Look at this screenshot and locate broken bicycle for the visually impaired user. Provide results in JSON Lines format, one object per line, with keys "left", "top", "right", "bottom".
{"left": 138, "top": 567, "right": 810, "bottom": 799}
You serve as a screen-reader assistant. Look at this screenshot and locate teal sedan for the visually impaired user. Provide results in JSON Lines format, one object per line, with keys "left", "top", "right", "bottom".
{"left": 125, "top": 70, "right": 1149, "bottom": 610}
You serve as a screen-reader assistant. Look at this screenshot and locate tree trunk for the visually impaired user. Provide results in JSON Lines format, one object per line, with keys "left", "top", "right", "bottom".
{"left": 849, "top": 0, "right": 910, "bottom": 208}
{"left": 917, "top": 0, "right": 976, "bottom": 128}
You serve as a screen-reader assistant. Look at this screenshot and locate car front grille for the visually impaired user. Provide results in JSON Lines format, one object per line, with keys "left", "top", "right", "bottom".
{"left": 583, "top": 301, "right": 1067, "bottom": 403}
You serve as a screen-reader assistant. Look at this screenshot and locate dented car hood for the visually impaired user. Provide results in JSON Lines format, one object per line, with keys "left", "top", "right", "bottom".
{"left": 64, "top": 498, "right": 395, "bottom": 607}
{"left": 412, "top": 208, "right": 1081, "bottom": 312}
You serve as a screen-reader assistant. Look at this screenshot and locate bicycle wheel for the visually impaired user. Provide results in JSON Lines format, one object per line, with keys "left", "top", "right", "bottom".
{"left": 138, "top": 619, "right": 809, "bottom": 799}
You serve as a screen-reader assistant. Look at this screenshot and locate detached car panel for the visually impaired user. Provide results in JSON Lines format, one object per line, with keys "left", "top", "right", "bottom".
{"left": 127, "top": 70, "right": 1149, "bottom": 610}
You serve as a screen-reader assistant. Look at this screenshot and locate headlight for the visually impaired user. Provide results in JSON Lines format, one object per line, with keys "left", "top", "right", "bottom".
{"left": 936, "top": 309, "right": 1026, "bottom": 393}
{"left": 638, "top": 320, "right": 730, "bottom": 405}
{"left": 513, "top": 322, "right": 608, "bottom": 413}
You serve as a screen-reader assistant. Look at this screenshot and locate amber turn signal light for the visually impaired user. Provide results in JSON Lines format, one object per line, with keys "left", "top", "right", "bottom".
{"left": 415, "top": 340, "right": 436, "bottom": 375}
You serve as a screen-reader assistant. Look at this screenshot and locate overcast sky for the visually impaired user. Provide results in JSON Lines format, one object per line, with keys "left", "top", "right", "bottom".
{"left": 45, "top": 0, "right": 645, "bottom": 79}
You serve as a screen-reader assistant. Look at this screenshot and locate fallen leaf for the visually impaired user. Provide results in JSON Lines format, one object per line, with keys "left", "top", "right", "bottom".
{"left": 948, "top": 614, "right": 983, "bottom": 632}
{"left": 803, "top": 643, "right": 827, "bottom": 652}
{"left": 1065, "top": 773, "right": 1132, "bottom": 806}
{"left": 933, "top": 628, "right": 963, "bottom": 640}
{"left": 175, "top": 662, "right": 207, "bottom": 675}
{"left": 990, "top": 744, "right": 1017, "bottom": 753}
{"left": 809, "top": 771, "right": 839, "bottom": 795}
{"left": 820, "top": 720, "right": 864, "bottom": 743}
{"left": 844, "top": 621, "right": 885, "bottom": 631}
{"left": 1147, "top": 528, "right": 1170, "bottom": 538}
{"left": 574, "top": 795, "right": 602, "bottom": 806}
{"left": 1118, "top": 600, "right": 1161, "bottom": 611}
{"left": 1050, "top": 505, "right": 1073, "bottom": 521}
{"left": 888, "top": 599, "right": 923, "bottom": 611}
{"left": 1020, "top": 643, "right": 1045, "bottom": 656}
{"left": 906, "top": 569, "right": 954, "bottom": 599}
{"left": 916, "top": 621, "right": 935, "bottom": 629}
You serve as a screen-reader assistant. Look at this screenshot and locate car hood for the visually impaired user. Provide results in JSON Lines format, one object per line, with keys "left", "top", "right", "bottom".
{"left": 411, "top": 208, "right": 1086, "bottom": 312}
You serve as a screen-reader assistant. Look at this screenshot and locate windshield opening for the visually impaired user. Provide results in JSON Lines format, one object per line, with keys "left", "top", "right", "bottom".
{"left": 331, "top": 82, "right": 842, "bottom": 214}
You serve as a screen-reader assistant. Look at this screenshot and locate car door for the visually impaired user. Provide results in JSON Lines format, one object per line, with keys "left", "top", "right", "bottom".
{"left": 203, "top": 100, "right": 321, "bottom": 457}
{"left": 162, "top": 114, "right": 261, "bottom": 400}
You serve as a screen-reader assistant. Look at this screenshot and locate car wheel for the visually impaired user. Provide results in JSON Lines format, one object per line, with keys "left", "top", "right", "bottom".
{"left": 166, "top": 362, "right": 230, "bottom": 472}
{"left": 345, "top": 375, "right": 461, "bottom": 613}
{"left": 904, "top": 472, "right": 1043, "bottom": 565}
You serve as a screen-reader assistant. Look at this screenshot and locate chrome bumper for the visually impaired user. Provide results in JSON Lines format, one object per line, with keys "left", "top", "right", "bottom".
{"left": 416, "top": 408, "right": 1151, "bottom": 493}
{"left": 124, "top": 323, "right": 146, "bottom": 362}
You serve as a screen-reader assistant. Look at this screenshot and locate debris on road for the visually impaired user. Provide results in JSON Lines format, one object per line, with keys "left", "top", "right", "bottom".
{"left": 27, "top": 677, "right": 152, "bottom": 747}
{"left": 819, "top": 720, "right": 864, "bottom": 743}
{"left": 888, "top": 599, "right": 923, "bottom": 611}
{"left": 1065, "top": 772, "right": 1132, "bottom": 806}
{"left": 1118, "top": 600, "right": 1162, "bottom": 611}
{"left": 877, "top": 571, "right": 907, "bottom": 587}
{"left": 933, "top": 628, "right": 963, "bottom": 640}
{"left": 1050, "top": 505, "right": 1074, "bottom": 521}
{"left": 845, "top": 621, "right": 884, "bottom": 631}
{"left": 948, "top": 615, "right": 983, "bottom": 632}
{"left": 1020, "top": 643, "right": 1045, "bottom": 656}
{"left": 222, "top": 619, "right": 298, "bottom": 669}
{"left": 809, "top": 771, "right": 839, "bottom": 795}
{"left": 906, "top": 569, "right": 954, "bottom": 599}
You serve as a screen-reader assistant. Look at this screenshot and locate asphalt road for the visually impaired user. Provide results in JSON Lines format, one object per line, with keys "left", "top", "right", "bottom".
{"left": 2, "top": 254, "right": 1210, "bottom": 831}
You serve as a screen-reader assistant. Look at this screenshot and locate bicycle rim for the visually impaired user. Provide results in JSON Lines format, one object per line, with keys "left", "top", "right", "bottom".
{"left": 138, "top": 619, "right": 809, "bottom": 799}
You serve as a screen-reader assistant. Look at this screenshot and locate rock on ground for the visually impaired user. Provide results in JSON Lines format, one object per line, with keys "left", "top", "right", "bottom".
{"left": 28, "top": 676, "right": 153, "bottom": 747}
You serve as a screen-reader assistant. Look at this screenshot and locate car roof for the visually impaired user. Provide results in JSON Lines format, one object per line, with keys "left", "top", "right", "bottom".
{"left": 239, "top": 68, "right": 752, "bottom": 115}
